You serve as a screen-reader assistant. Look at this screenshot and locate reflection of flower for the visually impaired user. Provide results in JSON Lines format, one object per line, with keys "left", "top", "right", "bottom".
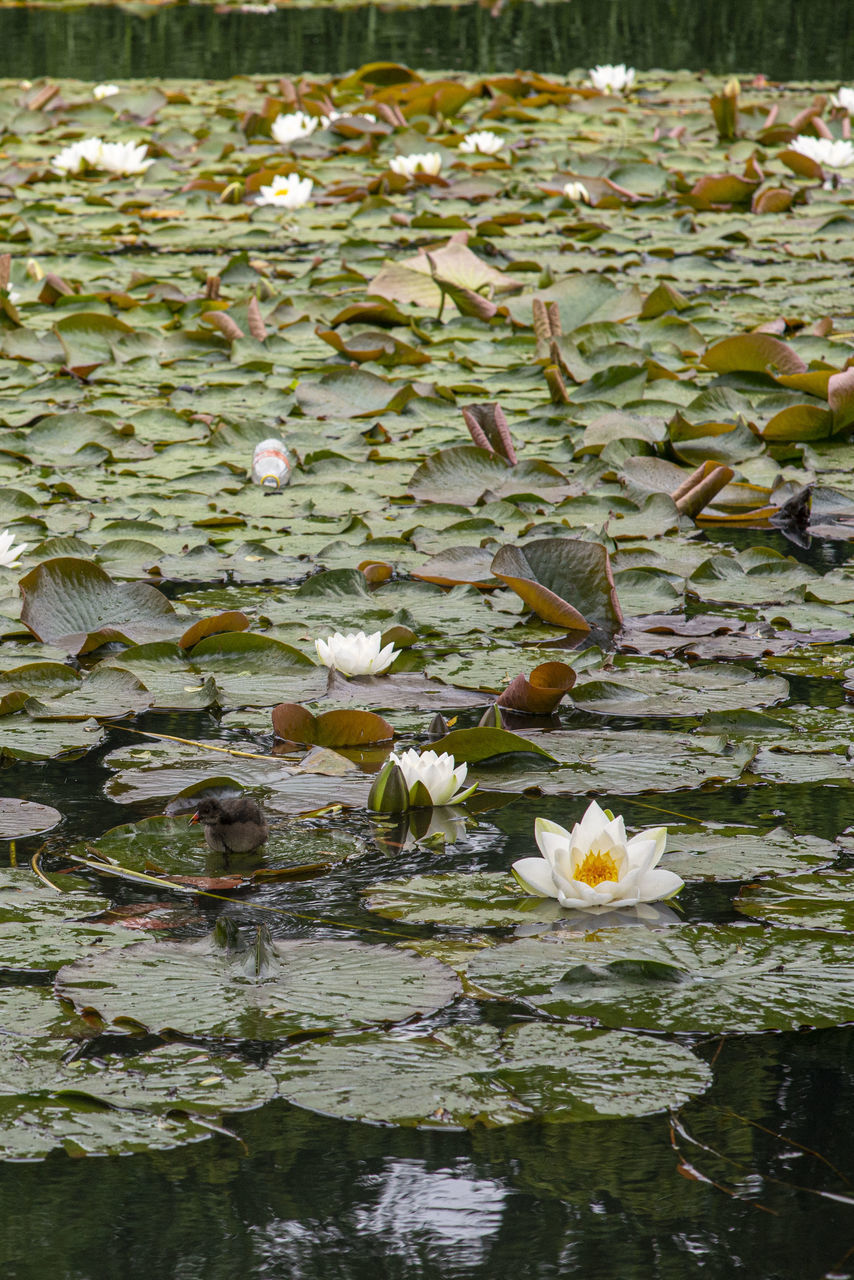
{"left": 563, "top": 181, "right": 591, "bottom": 203}
{"left": 315, "top": 630, "right": 398, "bottom": 676}
{"left": 459, "top": 130, "right": 504, "bottom": 155}
{"left": 589, "top": 64, "right": 635, "bottom": 94}
{"left": 255, "top": 174, "right": 313, "bottom": 208}
{"left": 0, "top": 529, "right": 28, "bottom": 568}
{"left": 512, "top": 800, "right": 683, "bottom": 910}
{"left": 52, "top": 137, "right": 106, "bottom": 174}
{"left": 99, "top": 141, "right": 154, "bottom": 175}
{"left": 271, "top": 112, "right": 318, "bottom": 145}
{"left": 790, "top": 135, "right": 854, "bottom": 168}
{"left": 831, "top": 88, "right": 854, "bottom": 113}
{"left": 93, "top": 84, "right": 120, "bottom": 100}
{"left": 392, "top": 749, "right": 477, "bottom": 807}
{"left": 389, "top": 152, "right": 442, "bottom": 177}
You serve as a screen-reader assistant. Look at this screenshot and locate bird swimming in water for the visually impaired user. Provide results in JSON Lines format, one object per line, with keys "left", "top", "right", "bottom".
{"left": 189, "top": 796, "right": 269, "bottom": 855}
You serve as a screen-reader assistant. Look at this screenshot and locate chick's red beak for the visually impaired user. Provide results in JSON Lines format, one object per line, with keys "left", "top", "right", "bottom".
{"left": 189, "top": 812, "right": 200, "bottom": 825}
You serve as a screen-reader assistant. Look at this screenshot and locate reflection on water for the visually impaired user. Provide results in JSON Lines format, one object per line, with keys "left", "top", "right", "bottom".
{"left": 1, "top": 0, "right": 852, "bottom": 80}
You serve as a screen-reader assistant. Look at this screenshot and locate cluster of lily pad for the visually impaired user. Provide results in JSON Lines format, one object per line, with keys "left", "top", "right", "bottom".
{"left": 0, "top": 61, "right": 854, "bottom": 1154}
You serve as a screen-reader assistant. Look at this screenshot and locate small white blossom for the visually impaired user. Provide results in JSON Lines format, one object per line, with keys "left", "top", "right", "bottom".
{"left": 255, "top": 173, "right": 313, "bottom": 208}
{"left": 98, "top": 141, "right": 154, "bottom": 175}
{"left": 831, "top": 87, "right": 854, "bottom": 113}
{"left": 51, "top": 137, "right": 106, "bottom": 174}
{"left": 512, "top": 800, "right": 683, "bottom": 911}
{"left": 389, "top": 151, "right": 442, "bottom": 178}
{"left": 589, "top": 63, "right": 636, "bottom": 95}
{"left": 392, "top": 749, "right": 476, "bottom": 807}
{"left": 563, "top": 180, "right": 591, "bottom": 203}
{"left": 459, "top": 130, "right": 504, "bottom": 155}
{"left": 314, "top": 630, "right": 398, "bottom": 676}
{"left": 270, "top": 111, "right": 318, "bottom": 145}
{"left": 789, "top": 134, "right": 854, "bottom": 169}
{"left": 93, "top": 84, "right": 120, "bottom": 100}
{"left": 0, "top": 529, "right": 28, "bottom": 568}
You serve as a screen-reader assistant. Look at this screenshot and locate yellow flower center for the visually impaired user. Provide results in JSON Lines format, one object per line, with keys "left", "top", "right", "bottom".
{"left": 574, "top": 848, "right": 620, "bottom": 888}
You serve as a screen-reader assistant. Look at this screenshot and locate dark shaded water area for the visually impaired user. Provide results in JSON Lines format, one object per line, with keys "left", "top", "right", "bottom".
{"left": 2, "top": 0, "right": 854, "bottom": 82}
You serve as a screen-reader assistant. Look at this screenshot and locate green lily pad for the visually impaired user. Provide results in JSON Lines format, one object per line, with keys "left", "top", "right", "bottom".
{"left": 0, "top": 714, "right": 105, "bottom": 762}
{"left": 0, "top": 798, "right": 62, "bottom": 838}
{"left": 736, "top": 869, "right": 854, "bottom": 931}
{"left": 56, "top": 932, "right": 460, "bottom": 1039}
{"left": 269, "top": 1022, "right": 712, "bottom": 1127}
{"left": 465, "top": 925, "right": 854, "bottom": 1034}
{"left": 0, "top": 1096, "right": 215, "bottom": 1162}
{"left": 0, "top": 868, "right": 138, "bottom": 974}
{"left": 662, "top": 824, "right": 838, "bottom": 882}
{"left": 572, "top": 663, "right": 789, "bottom": 717}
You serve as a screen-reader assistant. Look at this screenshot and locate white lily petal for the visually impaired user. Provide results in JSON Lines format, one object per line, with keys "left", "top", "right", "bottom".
{"left": 511, "top": 859, "right": 557, "bottom": 898}
{"left": 635, "top": 868, "right": 685, "bottom": 902}
{"left": 534, "top": 817, "right": 571, "bottom": 867}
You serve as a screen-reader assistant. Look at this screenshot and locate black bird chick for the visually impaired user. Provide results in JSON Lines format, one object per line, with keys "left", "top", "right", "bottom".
{"left": 190, "top": 797, "right": 269, "bottom": 855}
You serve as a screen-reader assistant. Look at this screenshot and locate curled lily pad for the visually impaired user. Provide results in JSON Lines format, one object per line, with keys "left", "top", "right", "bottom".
{"left": 56, "top": 932, "right": 460, "bottom": 1040}
{"left": 0, "top": 798, "right": 62, "bottom": 838}
{"left": 272, "top": 703, "right": 394, "bottom": 747}
{"left": 269, "top": 1022, "right": 712, "bottom": 1128}
{"left": 19, "top": 557, "right": 178, "bottom": 654}
{"left": 491, "top": 539, "right": 622, "bottom": 633}
{"left": 465, "top": 925, "right": 854, "bottom": 1034}
{"left": 497, "top": 662, "right": 576, "bottom": 714}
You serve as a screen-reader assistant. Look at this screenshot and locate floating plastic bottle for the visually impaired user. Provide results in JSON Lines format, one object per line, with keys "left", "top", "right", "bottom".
{"left": 251, "top": 438, "right": 292, "bottom": 488}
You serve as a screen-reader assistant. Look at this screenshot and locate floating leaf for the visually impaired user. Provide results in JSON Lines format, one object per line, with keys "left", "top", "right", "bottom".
{"left": 20, "top": 558, "right": 177, "bottom": 654}
{"left": 0, "top": 798, "right": 62, "bottom": 838}
{"left": 428, "top": 726, "right": 556, "bottom": 763}
{"left": 466, "top": 925, "right": 854, "bottom": 1033}
{"left": 269, "top": 1022, "right": 712, "bottom": 1127}
{"left": 491, "top": 539, "right": 622, "bottom": 632}
{"left": 272, "top": 704, "right": 394, "bottom": 747}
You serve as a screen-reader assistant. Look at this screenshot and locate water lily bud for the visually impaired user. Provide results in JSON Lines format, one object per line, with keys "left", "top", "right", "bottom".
{"left": 724, "top": 76, "right": 740, "bottom": 99}
{"left": 426, "top": 712, "right": 448, "bottom": 740}
{"left": 478, "top": 703, "right": 502, "bottom": 728}
{"left": 25, "top": 258, "right": 43, "bottom": 281}
{"left": 220, "top": 180, "right": 244, "bottom": 205}
{"left": 368, "top": 759, "right": 410, "bottom": 814}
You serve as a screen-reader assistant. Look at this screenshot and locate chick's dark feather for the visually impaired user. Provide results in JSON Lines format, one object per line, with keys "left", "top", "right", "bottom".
{"left": 193, "top": 797, "right": 269, "bottom": 854}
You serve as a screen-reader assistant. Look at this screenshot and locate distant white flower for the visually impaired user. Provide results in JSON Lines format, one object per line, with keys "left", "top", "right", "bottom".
{"left": 51, "top": 136, "right": 105, "bottom": 174}
{"left": 459, "top": 130, "right": 504, "bottom": 155}
{"left": 389, "top": 152, "right": 442, "bottom": 178}
{"left": 93, "top": 84, "right": 120, "bottom": 100}
{"left": 270, "top": 111, "right": 318, "bottom": 145}
{"left": 589, "top": 63, "right": 636, "bottom": 95}
{"left": 512, "top": 800, "right": 683, "bottom": 910}
{"left": 0, "top": 529, "right": 27, "bottom": 568}
{"left": 255, "top": 173, "right": 313, "bottom": 208}
{"left": 563, "top": 180, "right": 591, "bottom": 203}
{"left": 789, "top": 134, "right": 854, "bottom": 168}
{"left": 315, "top": 630, "right": 398, "bottom": 676}
{"left": 322, "top": 109, "right": 377, "bottom": 126}
{"left": 831, "top": 87, "right": 854, "bottom": 113}
{"left": 392, "top": 749, "right": 477, "bottom": 807}
{"left": 99, "top": 141, "right": 154, "bottom": 175}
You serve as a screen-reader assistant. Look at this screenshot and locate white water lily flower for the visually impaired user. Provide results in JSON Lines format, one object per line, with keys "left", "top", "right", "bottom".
{"left": 563, "top": 180, "right": 591, "bottom": 203}
{"left": 315, "top": 630, "right": 398, "bottom": 676}
{"left": 389, "top": 151, "right": 442, "bottom": 178}
{"left": 459, "top": 130, "right": 504, "bottom": 155}
{"left": 392, "top": 749, "right": 477, "bottom": 807}
{"left": 51, "top": 136, "right": 105, "bottom": 174}
{"left": 98, "top": 140, "right": 154, "bottom": 175}
{"left": 790, "top": 134, "right": 854, "bottom": 168}
{"left": 255, "top": 173, "right": 313, "bottom": 208}
{"left": 271, "top": 111, "right": 319, "bottom": 145}
{"left": 0, "top": 529, "right": 28, "bottom": 568}
{"left": 93, "top": 84, "right": 120, "bottom": 100}
{"left": 831, "top": 87, "right": 854, "bottom": 113}
{"left": 589, "top": 63, "right": 636, "bottom": 95}
{"left": 512, "top": 800, "right": 683, "bottom": 910}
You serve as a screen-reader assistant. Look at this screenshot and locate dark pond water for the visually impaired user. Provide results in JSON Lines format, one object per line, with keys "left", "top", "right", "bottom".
{"left": 2, "top": 0, "right": 853, "bottom": 81}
